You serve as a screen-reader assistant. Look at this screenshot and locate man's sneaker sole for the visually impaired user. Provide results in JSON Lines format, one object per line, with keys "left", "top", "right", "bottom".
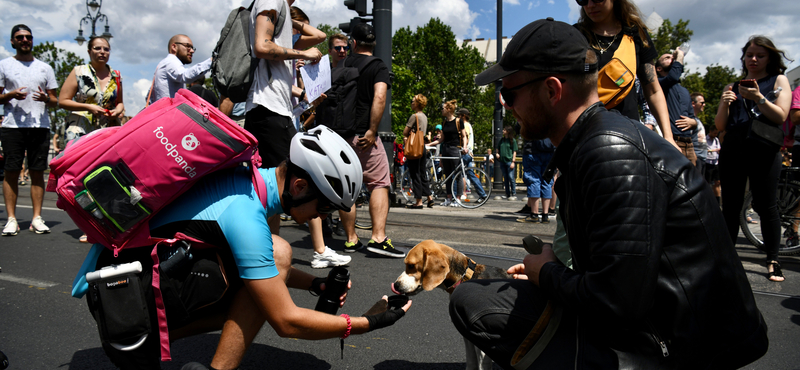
{"left": 311, "top": 259, "right": 349, "bottom": 269}
{"left": 30, "top": 226, "right": 50, "bottom": 234}
{"left": 2, "top": 229, "right": 19, "bottom": 236}
{"left": 343, "top": 241, "right": 364, "bottom": 253}
{"left": 366, "top": 246, "right": 406, "bottom": 258}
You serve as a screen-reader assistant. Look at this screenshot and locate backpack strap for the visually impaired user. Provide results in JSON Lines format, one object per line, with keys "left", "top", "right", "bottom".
{"left": 149, "top": 232, "right": 221, "bottom": 361}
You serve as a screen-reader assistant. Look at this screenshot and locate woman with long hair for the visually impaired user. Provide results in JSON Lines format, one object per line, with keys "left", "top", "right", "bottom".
{"left": 716, "top": 36, "right": 792, "bottom": 282}
{"left": 574, "top": 0, "right": 676, "bottom": 148}
{"left": 58, "top": 36, "right": 123, "bottom": 243}
{"left": 429, "top": 100, "right": 466, "bottom": 207}
{"left": 403, "top": 94, "right": 434, "bottom": 208}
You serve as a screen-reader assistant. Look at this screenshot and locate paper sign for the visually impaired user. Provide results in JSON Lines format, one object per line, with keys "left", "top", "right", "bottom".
{"left": 299, "top": 55, "right": 331, "bottom": 103}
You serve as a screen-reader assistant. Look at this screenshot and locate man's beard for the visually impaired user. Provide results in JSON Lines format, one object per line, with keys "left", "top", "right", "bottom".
{"left": 15, "top": 45, "right": 32, "bottom": 55}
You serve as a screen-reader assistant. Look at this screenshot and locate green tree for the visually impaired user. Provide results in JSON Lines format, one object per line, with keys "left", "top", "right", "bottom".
{"left": 650, "top": 19, "right": 693, "bottom": 58}
{"left": 32, "top": 41, "right": 85, "bottom": 131}
{"left": 391, "top": 18, "right": 496, "bottom": 151}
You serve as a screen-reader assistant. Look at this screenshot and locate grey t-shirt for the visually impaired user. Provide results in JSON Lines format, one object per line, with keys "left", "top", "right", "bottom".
{"left": 406, "top": 112, "right": 428, "bottom": 135}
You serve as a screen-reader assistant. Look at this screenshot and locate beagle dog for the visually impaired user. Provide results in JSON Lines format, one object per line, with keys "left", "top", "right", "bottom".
{"left": 391, "top": 240, "right": 510, "bottom": 296}
{"left": 391, "top": 240, "right": 510, "bottom": 370}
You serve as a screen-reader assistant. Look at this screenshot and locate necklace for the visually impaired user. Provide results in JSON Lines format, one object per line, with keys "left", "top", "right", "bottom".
{"left": 594, "top": 33, "right": 619, "bottom": 55}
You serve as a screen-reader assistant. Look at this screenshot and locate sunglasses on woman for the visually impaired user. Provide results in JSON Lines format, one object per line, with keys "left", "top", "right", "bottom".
{"left": 575, "top": 0, "right": 605, "bottom": 6}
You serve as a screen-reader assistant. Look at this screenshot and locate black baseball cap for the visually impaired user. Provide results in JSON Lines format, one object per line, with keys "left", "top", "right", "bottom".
{"left": 475, "top": 18, "right": 597, "bottom": 86}
{"left": 351, "top": 23, "right": 375, "bottom": 43}
{"left": 11, "top": 24, "right": 32, "bottom": 39}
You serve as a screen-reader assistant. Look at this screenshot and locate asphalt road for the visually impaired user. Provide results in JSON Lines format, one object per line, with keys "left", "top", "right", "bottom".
{"left": 1, "top": 185, "right": 799, "bottom": 369}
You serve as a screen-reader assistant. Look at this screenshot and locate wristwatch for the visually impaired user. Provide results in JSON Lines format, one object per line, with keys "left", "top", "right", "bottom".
{"left": 299, "top": 89, "right": 306, "bottom": 101}
{"left": 757, "top": 96, "right": 766, "bottom": 105}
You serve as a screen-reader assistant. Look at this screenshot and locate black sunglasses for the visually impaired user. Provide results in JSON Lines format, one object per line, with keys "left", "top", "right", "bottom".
{"left": 501, "top": 76, "right": 564, "bottom": 107}
{"left": 317, "top": 198, "right": 337, "bottom": 215}
{"left": 333, "top": 45, "right": 350, "bottom": 52}
{"left": 575, "top": 0, "right": 605, "bottom": 6}
{"left": 14, "top": 35, "right": 33, "bottom": 41}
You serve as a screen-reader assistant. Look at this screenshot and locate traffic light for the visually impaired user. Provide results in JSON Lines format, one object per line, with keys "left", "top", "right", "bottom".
{"left": 339, "top": 17, "right": 367, "bottom": 35}
{"left": 344, "top": 0, "right": 368, "bottom": 16}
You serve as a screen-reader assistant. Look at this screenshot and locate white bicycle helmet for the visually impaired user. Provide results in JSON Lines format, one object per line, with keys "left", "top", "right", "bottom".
{"left": 288, "top": 126, "right": 363, "bottom": 211}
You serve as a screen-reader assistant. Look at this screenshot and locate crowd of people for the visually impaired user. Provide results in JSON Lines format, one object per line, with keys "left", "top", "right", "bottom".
{"left": 1, "top": 0, "right": 799, "bottom": 367}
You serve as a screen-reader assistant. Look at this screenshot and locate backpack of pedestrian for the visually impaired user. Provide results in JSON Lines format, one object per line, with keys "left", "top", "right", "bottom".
{"left": 315, "top": 55, "right": 379, "bottom": 138}
{"left": 211, "top": 0, "right": 286, "bottom": 103}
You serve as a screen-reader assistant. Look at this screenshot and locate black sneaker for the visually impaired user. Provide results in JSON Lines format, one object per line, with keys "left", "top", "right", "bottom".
{"left": 367, "top": 238, "right": 406, "bottom": 258}
{"left": 344, "top": 239, "right": 364, "bottom": 253}
{"left": 548, "top": 208, "right": 556, "bottom": 217}
{"left": 541, "top": 214, "right": 550, "bottom": 224}
{"left": 516, "top": 214, "right": 540, "bottom": 223}
{"left": 516, "top": 205, "right": 531, "bottom": 214}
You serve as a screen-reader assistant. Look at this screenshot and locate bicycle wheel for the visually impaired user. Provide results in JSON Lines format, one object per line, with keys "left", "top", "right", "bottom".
{"left": 397, "top": 168, "right": 414, "bottom": 204}
{"left": 739, "top": 180, "right": 800, "bottom": 256}
{"left": 453, "top": 168, "right": 492, "bottom": 209}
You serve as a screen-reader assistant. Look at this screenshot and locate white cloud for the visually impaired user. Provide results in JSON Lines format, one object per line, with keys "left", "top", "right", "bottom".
{"left": 634, "top": 0, "right": 800, "bottom": 75}
{"left": 528, "top": 1, "right": 540, "bottom": 10}
{"left": 124, "top": 78, "right": 154, "bottom": 117}
{"left": 0, "top": 45, "right": 12, "bottom": 59}
{"left": 504, "top": 0, "right": 521, "bottom": 5}
{"left": 547, "top": 0, "right": 554, "bottom": 4}
{"left": 565, "top": 0, "right": 581, "bottom": 23}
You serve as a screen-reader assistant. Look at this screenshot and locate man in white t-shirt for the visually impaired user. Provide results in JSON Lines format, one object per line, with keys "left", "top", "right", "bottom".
{"left": 147, "top": 34, "right": 212, "bottom": 105}
{"left": 245, "top": 0, "right": 321, "bottom": 233}
{"left": 0, "top": 24, "right": 58, "bottom": 236}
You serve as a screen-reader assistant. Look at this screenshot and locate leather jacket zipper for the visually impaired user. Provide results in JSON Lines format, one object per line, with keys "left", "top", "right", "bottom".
{"left": 647, "top": 322, "right": 669, "bottom": 357}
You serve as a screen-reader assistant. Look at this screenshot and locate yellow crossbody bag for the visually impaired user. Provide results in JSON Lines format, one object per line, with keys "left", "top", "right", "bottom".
{"left": 597, "top": 34, "right": 636, "bottom": 109}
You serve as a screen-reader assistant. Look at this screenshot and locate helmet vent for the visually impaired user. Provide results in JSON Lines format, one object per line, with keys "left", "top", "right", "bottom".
{"left": 340, "top": 151, "right": 351, "bottom": 164}
{"left": 326, "top": 175, "right": 344, "bottom": 199}
{"left": 300, "top": 138, "right": 327, "bottom": 156}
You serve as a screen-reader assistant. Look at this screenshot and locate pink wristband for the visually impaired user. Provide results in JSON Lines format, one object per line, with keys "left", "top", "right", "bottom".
{"left": 340, "top": 314, "right": 352, "bottom": 339}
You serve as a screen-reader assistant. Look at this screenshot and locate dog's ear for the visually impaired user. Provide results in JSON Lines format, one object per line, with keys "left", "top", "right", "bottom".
{"left": 421, "top": 248, "right": 449, "bottom": 291}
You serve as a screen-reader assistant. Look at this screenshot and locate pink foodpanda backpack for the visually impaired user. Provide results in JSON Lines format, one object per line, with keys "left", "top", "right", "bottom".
{"left": 48, "top": 89, "right": 266, "bottom": 256}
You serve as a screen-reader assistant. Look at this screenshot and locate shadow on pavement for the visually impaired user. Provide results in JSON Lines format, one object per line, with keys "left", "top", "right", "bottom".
{"left": 375, "top": 359, "right": 503, "bottom": 370}
{"left": 69, "top": 334, "right": 332, "bottom": 370}
{"left": 782, "top": 298, "right": 800, "bottom": 327}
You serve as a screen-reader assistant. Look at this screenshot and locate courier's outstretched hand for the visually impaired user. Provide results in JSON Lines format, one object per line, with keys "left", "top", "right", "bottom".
{"left": 362, "top": 295, "right": 412, "bottom": 331}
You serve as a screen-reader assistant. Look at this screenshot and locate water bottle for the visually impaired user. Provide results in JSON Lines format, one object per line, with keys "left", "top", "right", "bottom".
{"left": 314, "top": 266, "right": 350, "bottom": 315}
{"left": 752, "top": 87, "right": 782, "bottom": 116}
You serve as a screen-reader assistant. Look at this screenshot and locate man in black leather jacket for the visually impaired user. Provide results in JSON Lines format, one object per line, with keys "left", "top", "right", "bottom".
{"left": 449, "top": 18, "right": 768, "bottom": 370}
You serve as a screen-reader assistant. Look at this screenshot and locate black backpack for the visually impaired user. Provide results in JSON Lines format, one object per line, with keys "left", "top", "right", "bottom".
{"left": 211, "top": 0, "right": 286, "bottom": 103}
{"left": 316, "top": 55, "right": 379, "bottom": 138}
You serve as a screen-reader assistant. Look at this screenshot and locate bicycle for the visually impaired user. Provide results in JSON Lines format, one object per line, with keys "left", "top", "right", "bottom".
{"left": 428, "top": 152, "right": 492, "bottom": 208}
{"left": 739, "top": 166, "right": 800, "bottom": 256}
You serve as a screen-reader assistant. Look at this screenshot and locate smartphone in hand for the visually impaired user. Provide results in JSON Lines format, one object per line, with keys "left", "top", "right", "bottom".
{"left": 740, "top": 79, "right": 757, "bottom": 88}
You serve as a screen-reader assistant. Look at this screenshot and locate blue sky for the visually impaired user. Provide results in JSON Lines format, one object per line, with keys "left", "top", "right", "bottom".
{"left": 2, "top": 0, "right": 799, "bottom": 116}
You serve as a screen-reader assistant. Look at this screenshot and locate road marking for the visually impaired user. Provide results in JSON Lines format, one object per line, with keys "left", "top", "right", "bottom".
{"left": 0, "top": 203, "right": 62, "bottom": 212}
{"left": 0, "top": 273, "right": 59, "bottom": 288}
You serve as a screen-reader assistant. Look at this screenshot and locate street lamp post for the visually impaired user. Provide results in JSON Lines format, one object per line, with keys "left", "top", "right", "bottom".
{"left": 74, "top": 0, "right": 112, "bottom": 46}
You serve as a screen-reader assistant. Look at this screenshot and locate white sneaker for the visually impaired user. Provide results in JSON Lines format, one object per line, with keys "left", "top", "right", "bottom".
{"left": 449, "top": 201, "right": 460, "bottom": 207}
{"left": 29, "top": 216, "right": 50, "bottom": 234}
{"left": 441, "top": 199, "right": 453, "bottom": 207}
{"left": 311, "top": 246, "right": 352, "bottom": 269}
{"left": 459, "top": 194, "right": 467, "bottom": 200}
{"left": 3, "top": 217, "right": 19, "bottom": 236}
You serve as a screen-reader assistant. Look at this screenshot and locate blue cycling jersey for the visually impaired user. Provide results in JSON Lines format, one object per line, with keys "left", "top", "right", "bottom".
{"left": 72, "top": 167, "right": 283, "bottom": 298}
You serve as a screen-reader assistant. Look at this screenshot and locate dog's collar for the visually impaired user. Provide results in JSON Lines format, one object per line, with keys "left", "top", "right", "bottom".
{"left": 445, "top": 258, "right": 477, "bottom": 294}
